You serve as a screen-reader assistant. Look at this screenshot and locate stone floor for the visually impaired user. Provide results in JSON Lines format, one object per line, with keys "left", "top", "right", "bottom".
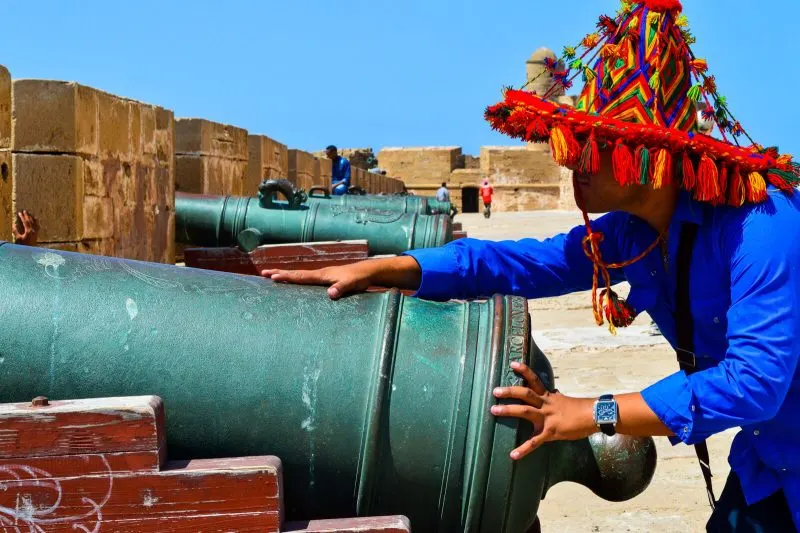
{"left": 459, "top": 211, "right": 735, "bottom": 533}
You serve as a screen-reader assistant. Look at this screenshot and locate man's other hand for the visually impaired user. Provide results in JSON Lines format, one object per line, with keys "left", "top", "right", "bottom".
{"left": 12, "top": 210, "right": 40, "bottom": 246}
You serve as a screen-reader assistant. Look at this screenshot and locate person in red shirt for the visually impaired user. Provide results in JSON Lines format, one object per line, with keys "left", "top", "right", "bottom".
{"left": 480, "top": 179, "right": 494, "bottom": 218}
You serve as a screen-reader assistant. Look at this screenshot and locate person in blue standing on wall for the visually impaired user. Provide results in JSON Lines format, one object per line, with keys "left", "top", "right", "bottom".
{"left": 326, "top": 145, "right": 351, "bottom": 196}
{"left": 265, "top": 2, "right": 800, "bottom": 530}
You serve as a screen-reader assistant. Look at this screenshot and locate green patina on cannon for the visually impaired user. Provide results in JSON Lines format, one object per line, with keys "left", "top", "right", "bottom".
{"left": 176, "top": 180, "right": 453, "bottom": 255}
{"left": 307, "top": 186, "right": 434, "bottom": 215}
{"left": 0, "top": 242, "right": 656, "bottom": 532}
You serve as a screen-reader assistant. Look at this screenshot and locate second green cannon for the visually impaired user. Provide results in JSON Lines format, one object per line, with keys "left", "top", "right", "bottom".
{"left": 176, "top": 180, "right": 453, "bottom": 255}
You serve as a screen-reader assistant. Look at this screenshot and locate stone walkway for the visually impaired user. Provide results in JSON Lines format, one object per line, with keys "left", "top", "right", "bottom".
{"left": 459, "top": 211, "right": 735, "bottom": 533}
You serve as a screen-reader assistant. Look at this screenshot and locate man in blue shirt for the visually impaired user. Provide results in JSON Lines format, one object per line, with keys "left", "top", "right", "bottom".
{"left": 263, "top": 149, "right": 800, "bottom": 531}
{"left": 326, "top": 145, "right": 351, "bottom": 196}
{"left": 265, "top": 2, "right": 800, "bottom": 529}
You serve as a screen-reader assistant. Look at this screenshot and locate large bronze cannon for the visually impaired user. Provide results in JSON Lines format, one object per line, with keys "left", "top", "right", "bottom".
{"left": 176, "top": 180, "right": 452, "bottom": 255}
{"left": 0, "top": 243, "right": 656, "bottom": 532}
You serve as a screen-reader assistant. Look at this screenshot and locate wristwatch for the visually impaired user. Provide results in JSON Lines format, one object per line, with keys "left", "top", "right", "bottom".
{"left": 594, "top": 394, "right": 618, "bottom": 436}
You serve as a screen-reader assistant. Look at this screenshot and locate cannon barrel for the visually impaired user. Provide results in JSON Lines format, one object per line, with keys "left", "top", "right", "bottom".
{"left": 0, "top": 243, "right": 656, "bottom": 531}
{"left": 175, "top": 187, "right": 452, "bottom": 254}
{"left": 306, "top": 187, "right": 433, "bottom": 215}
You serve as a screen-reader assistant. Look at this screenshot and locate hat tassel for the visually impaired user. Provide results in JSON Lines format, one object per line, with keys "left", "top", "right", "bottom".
{"left": 578, "top": 132, "right": 600, "bottom": 175}
{"left": 612, "top": 139, "right": 636, "bottom": 186}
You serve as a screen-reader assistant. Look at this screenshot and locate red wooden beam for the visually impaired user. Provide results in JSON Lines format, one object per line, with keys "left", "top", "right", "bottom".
{"left": 184, "top": 240, "right": 370, "bottom": 276}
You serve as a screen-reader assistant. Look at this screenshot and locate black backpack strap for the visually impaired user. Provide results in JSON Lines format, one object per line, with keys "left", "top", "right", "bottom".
{"left": 675, "top": 222, "right": 716, "bottom": 509}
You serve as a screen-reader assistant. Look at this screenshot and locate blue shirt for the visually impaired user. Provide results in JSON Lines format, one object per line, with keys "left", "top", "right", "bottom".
{"left": 436, "top": 187, "right": 450, "bottom": 203}
{"left": 331, "top": 156, "right": 351, "bottom": 196}
{"left": 406, "top": 189, "right": 800, "bottom": 528}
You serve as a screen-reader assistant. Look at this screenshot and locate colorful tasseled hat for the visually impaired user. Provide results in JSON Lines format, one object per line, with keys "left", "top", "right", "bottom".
{"left": 485, "top": 0, "right": 800, "bottom": 333}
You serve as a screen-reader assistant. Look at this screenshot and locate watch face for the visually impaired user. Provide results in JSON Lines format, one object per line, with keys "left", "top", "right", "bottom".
{"left": 595, "top": 400, "right": 618, "bottom": 424}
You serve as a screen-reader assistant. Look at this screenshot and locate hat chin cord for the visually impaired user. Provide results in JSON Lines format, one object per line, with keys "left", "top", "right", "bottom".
{"left": 573, "top": 175, "right": 664, "bottom": 334}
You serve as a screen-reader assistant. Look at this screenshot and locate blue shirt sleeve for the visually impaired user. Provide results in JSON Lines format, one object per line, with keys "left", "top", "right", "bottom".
{"left": 642, "top": 193, "right": 800, "bottom": 444}
{"left": 403, "top": 212, "right": 627, "bottom": 300}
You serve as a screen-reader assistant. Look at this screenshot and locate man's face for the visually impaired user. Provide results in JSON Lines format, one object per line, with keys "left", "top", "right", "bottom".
{"left": 571, "top": 149, "right": 643, "bottom": 213}
{"left": 326, "top": 149, "right": 337, "bottom": 160}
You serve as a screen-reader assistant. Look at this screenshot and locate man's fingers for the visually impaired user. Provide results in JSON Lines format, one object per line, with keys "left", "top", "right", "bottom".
{"left": 510, "top": 362, "right": 547, "bottom": 395}
{"left": 510, "top": 435, "right": 547, "bottom": 460}
{"left": 493, "top": 386, "right": 543, "bottom": 408}
{"left": 490, "top": 404, "right": 543, "bottom": 426}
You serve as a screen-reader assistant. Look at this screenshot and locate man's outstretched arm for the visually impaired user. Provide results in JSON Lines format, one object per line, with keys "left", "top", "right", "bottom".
{"left": 263, "top": 212, "right": 627, "bottom": 301}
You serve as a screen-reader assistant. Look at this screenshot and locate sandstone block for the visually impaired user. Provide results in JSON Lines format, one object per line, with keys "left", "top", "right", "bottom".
{"left": 97, "top": 90, "right": 131, "bottom": 157}
{"left": 480, "top": 146, "right": 562, "bottom": 185}
{"left": 12, "top": 153, "right": 83, "bottom": 242}
{"left": 0, "top": 66, "right": 11, "bottom": 149}
{"left": 318, "top": 156, "right": 332, "bottom": 183}
{"left": 377, "top": 147, "right": 462, "bottom": 186}
{"left": 175, "top": 155, "right": 205, "bottom": 194}
{"left": 0, "top": 150, "right": 12, "bottom": 240}
{"left": 491, "top": 185, "right": 561, "bottom": 212}
{"left": 141, "top": 106, "right": 157, "bottom": 155}
{"left": 154, "top": 107, "right": 174, "bottom": 164}
{"left": 83, "top": 195, "right": 114, "bottom": 239}
{"left": 12, "top": 80, "right": 99, "bottom": 155}
{"left": 288, "top": 149, "right": 316, "bottom": 189}
{"left": 78, "top": 238, "right": 116, "bottom": 257}
{"left": 450, "top": 168, "right": 483, "bottom": 187}
{"left": 42, "top": 242, "right": 79, "bottom": 253}
{"left": 248, "top": 135, "right": 288, "bottom": 192}
{"left": 176, "top": 118, "right": 248, "bottom": 160}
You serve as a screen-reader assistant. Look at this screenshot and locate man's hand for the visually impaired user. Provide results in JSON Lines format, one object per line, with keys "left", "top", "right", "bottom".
{"left": 12, "top": 210, "right": 40, "bottom": 246}
{"left": 491, "top": 362, "right": 596, "bottom": 460}
{"left": 262, "top": 256, "right": 422, "bottom": 300}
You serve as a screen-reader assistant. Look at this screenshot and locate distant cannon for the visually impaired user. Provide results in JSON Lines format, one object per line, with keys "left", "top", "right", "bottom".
{"left": 0, "top": 242, "right": 656, "bottom": 532}
{"left": 176, "top": 180, "right": 452, "bottom": 255}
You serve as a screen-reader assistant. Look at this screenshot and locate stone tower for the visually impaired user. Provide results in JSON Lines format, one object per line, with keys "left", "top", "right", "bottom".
{"left": 525, "top": 48, "right": 565, "bottom": 100}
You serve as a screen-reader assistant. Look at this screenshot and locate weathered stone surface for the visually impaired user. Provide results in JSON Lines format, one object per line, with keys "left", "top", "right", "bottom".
{"left": 495, "top": 185, "right": 561, "bottom": 211}
{"left": 288, "top": 149, "right": 316, "bottom": 190}
{"left": 97, "top": 90, "right": 131, "bottom": 157}
{"left": 175, "top": 156, "right": 204, "bottom": 194}
{"left": 0, "top": 66, "right": 11, "bottom": 150}
{"left": 9, "top": 81, "right": 174, "bottom": 263}
{"left": 318, "top": 156, "right": 332, "bottom": 185}
{"left": 176, "top": 118, "right": 248, "bottom": 160}
{"left": 450, "top": 168, "right": 483, "bottom": 187}
{"left": 12, "top": 80, "right": 93, "bottom": 155}
{"left": 557, "top": 167, "right": 579, "bottom": 211}
{"left": 248, "top": 134, "right": 288, "bottom": 193}
{"left": 378, "top": 147, "right": 461, "bottom": 187}
{"left": 83, "top": 195, "right": 114, "bottom": 239}
{"left": 12, "top": 153, "right": 83, "bottom": 242}
{"left": 480, "top": 146, "right": 562, "bottom": 186}
{"left": 0, "top": 151, "right": 12, "bottom": 241}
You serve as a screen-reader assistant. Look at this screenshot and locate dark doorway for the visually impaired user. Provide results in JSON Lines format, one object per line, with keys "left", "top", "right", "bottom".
{"left": 462, "top": 186, "right": 479, "bottom": 213}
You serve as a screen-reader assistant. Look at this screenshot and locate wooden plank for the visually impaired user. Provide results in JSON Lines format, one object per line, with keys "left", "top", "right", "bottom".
{"left": 0, "top": 453, "right": 282, "bottom": 532}
{"left": 184, "top": 241, "right": 370, "bottom": 276}
{"left": 0, "top": 396, "right": 164, "bottom": 461}
{"left": 452, "top": 222, "right": 462, "bottom": 231}
{"left": 453, "top": 230, "right": 468, "bottom": 240}
{"left": 284, "top": 515, "right": 412, "bottom": 533}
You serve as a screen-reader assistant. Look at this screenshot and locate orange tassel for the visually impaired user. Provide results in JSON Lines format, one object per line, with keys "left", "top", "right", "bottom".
{"left": 612, "top": 139, "right": 636, "bottom": 186}
{"left": 728, "top": 166, "right": 745, "bottom": 207}
{"left": 746, "top": 171, "right": 768, "bottom": 203}
{"left": 695, "top": 154, "right": 720, "bottom": 202}
{"left": 681, "top": 152, "right": 696, "bottom": 191}
{"left": 549, "top": 125, "right": 580, "bottom": 166}
{"left": 652, "top": 148, "right": 673, "bottom": 189}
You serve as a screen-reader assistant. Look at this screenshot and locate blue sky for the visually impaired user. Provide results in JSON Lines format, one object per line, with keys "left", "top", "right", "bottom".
{"left": 2, "top": 0, "right": 797, "bottom": 157}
